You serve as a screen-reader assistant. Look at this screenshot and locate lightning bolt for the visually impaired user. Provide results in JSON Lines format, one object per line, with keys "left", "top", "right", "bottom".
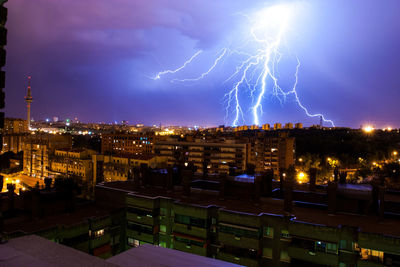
{"left": 171, "top": 48, "right": 228, "bottom": 83}
{"left": 151, "top": 4, "right": 335, "bottom": 127}
{"left": 152, "top": 50, "right": 203, "bottom": 80}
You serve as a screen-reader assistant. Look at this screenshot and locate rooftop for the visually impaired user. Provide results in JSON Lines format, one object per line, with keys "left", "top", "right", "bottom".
{"left": 0, "top": 235, "right": 115, "bottom": 267}
{"left": 4, "top": 203, "right": 114, "bottom": 235}
{"left": 107, "top": 243, "right": 242, "bottom": 267}
{"left": 1, "top": 235, "right": 240, "bottom": 267}
{"left": 99, "top": 181, "right": 400, "bottom": 237}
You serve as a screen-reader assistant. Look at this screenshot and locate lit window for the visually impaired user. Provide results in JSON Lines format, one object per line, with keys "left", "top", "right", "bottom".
{"left": 160, "top": 225, "right": 166, "bottom": 233}
{"left": 93, "top": 229, "right": 105, "bottom": 238}
{"left": 280, "top": 230, "right": 291, "bottom": 240}
{"left": 280, "top": 250, "right": 290, "bottom": 262}
{"left": 263, "top": 226, "right": 274, "bottom": 238}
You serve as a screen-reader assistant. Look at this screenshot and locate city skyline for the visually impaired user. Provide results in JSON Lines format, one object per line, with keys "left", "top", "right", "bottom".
{"left": 4, "top": 0, "right": 400, "bottom": 128}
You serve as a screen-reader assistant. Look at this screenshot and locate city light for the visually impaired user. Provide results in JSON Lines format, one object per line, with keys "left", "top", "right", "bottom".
{"left": 362, "top": 125, "right": 374, "bottom": 133}
{"left": 297, "top": 172, "right": 306, "bottom": 184}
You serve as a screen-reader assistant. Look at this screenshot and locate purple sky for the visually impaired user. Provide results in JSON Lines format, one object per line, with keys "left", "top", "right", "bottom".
{"left": 4, "top": 0, "right": 400, "bottom": 127}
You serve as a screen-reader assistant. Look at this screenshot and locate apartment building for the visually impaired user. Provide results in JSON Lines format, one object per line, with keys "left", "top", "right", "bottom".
{"left": 22, "top": 133, "right": 72, "bottom": 179}
{"left": 120, "top": 187, "right": 400, "bottom": 267}
{"left": 93, "top": 154, "right": 167, "bottom": 183}
{"left": 1, "top": 118, "right": 28, "bottom": 153}
{"left": 101, "top": 133, "right": 155, "bottom": 155}
{"left": 250, "top": 132, "right": 295, "bottom": 176}
{"left": 154, "top": 137, "right": 249, "bottom": 174}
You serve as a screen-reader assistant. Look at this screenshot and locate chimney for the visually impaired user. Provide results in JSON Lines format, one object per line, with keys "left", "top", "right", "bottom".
{"left": 279, "top": 168, "right": 286, "bottom": 197}
{"left": 328, "top": 181, "right": 338, "bottom": 214}
{"left": 284, "top": 166, "right": 295, "bottom": 213}
{"left": 378, "top": 185, "right": 385, "bottom": 220}
{"left": 219, "top": 173, "right": 227, "bottom": 200}
{"left": 133, "top": 168, "right": 140, "bottom": 190}
{"left": 182, "top": 169, "right": 192, "bottom": 197}
{"left": 44, "top": 177, "right": 52, "bottom": 190}
{"left": 166, "top": 167, "right": 174, "bottom": 192}
{"left": 263, "top": 169, "right": 273, "bottom": 197}
{"left": 333, "top": 167, "right": 339, "bottom": 182}
{"left": 31, "top": 189, "right": 40, "bottom": 218}
{"left": 339, "top": 171, "right": 347, "bottom": 184}
{"left": 140, "top": 165, "right": 149, "bottom": 188}
{"left": 309, "top": 168, "right": 317, "bottom": 191}
{"left": 7, "top": 183, "right": 15, "bottom": 212}
{"left": 253, "top": 174, "right": 262, "bottom": 204}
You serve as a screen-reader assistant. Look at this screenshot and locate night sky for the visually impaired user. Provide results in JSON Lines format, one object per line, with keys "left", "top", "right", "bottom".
{"left": 4, "top": 0, "right": 400, "bottom": 128}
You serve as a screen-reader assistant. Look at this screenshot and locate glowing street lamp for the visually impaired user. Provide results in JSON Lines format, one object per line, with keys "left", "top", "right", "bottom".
{"left": 297, "top": 172, "right": 306, "bottom": 184}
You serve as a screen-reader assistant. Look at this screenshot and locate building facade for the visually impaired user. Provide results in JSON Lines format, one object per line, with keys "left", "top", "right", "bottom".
{"left": 123, "top": 192, "right": 400, "bottom": 267}
{"left": 154, "top": 137, "right": 249, "bottom": 174}
{"left": 101, "top": 133, "right": 155, "bottom": 155}
{"left": 1, "top": 118, "right": 28, "bottom": 153}
{"left": 22, "top": 133, "right": 72, "bottom": 179}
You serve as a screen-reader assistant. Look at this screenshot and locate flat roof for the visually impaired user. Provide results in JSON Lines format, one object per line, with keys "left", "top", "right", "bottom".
{"left": 0, "top": 235, "right": 116, "bottom": 267}
{"left": 107, "top": 243, "right": 242, "bottom": 267}
{"left": 4, "top": 203, "right": 114, "bottom": 235}
{"left": 101, "top": 181, "right": 400, "bottom": 237}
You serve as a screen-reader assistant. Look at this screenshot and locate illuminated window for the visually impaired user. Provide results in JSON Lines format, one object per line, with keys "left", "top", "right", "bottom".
{"left": 128, "top": 238, "right": 140, "bottom": 247}
{"left": 280, "top": 230, "right": 291, "bottom": 240}
{"left": 280, "top": 250, "right": 290, "bottom": 262}
{"left": 360, "top": 248, "right": 384, "bottom": 262}
{"left": 263, "top": 226, "right": 274, "bottom": 238}
{"left": 93, "top": 229, "right": 104, "bottom": 238}
{"left": 160, "top": 225, "right": 166, "bottom": 233}
{"left": 263, "top": 248, "right": 273, "bottom": 259}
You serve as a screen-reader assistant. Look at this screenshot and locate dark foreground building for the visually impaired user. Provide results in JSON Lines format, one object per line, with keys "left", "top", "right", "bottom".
{"left": 2, "top": 168, "right": 400, "bottom": 266}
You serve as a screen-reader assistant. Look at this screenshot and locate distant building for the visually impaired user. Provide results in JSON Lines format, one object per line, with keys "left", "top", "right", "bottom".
{"left": 273, "top": 123, "right": 282, "bottom": 130}
{"left": 3, "top": 118, "right": 28, "bottom": 133}
{"left": 93, "top": 154, "right": 167, "bottom": 183}
{"left": 50, "top": 148, "right": 97, "bottom": 197}
{"left": 101, "top": 133, "right": 155, "bottom": 155}
{"left": 154, "top": 137, "right": 249, "bottom": 174}
{"left": 262, "top": 123, "right": 270, "bottom": 130}
{"left": 284, "top": 123, "right": 293, "bottom": 129}
{"left": 1, "top": 118, "right": 29, "bottom": 154}
{"left": 295, "top": 122, "right": 303, "bottom": 129}
{"left": 248, "top": 132, "right": 295, "bottom": 175}
{"left": 22, "top": 133, "right": 72, "bottom": 179}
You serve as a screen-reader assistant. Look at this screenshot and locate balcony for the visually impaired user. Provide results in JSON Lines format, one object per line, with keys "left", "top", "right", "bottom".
{"left": 127, "top": 212, "right": 155, "bottom": 226}
{"left": 174, "top": 240, "right": 207, "bottom": 257}
{"left": 62, "top": 223, "right": 88, "bottom": 239}
{"left": 218, "top": 232, "right": 260, "bottom": 250}
{"left": 91, "top": 233, "right": 111, "bottom": 249}
{"left": 126, "top": 196, "right": 157, "bottom": 210}
{"left": 173, "top": 205, "right": 208, "bottom": 219}
{"left": 288, "top": 246, "right": 339, "bottom": 266}
{"left": 356, "top": 259, "right": 384, "bottom": 267}
{"left": 173, "top": 223, "right": 207, "bottom": 239}
{"left": 73, "top": 240, "right": 89, "bottom": 253}
{"left": 217, "top": 251, "right": 259, "bottom": 267}
{"left": 126, "top": 229, "right": 155, "bottom": 244}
